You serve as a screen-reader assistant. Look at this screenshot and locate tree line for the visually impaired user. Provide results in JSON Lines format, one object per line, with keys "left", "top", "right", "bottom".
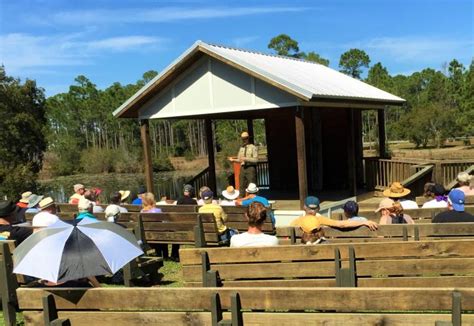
{"left": 0, "top": 34, "right": 472, "bottom": 198}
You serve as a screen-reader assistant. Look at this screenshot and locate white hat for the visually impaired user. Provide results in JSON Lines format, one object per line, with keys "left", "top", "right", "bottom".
{"left": 119, "top": 190, "right": 130, "bottom": 201}
{"left": 457, "top": 172, "right": 472, "bottom": 183}
{"left": 105, "top": 205, "right": 121, "bottom": 222}
{"left": 32, "top": 212, "right": 59, "bottom": 228}
{"left": 74, "top": 184, "right": 85, "bottom": 192}
{"left": 222, "top": 186, "right": 239, "bottom": 200}
{"left": 78, "top": 197, "right": 93, "bottom": 212}
{"left": 39, "top": 197, "right": 55, "bottom": 210}
{"left": 20, "top": 191, "right": 32, "bottom": 203}
{"left": 245, "top": 183, "right": 259, "bottom": 194}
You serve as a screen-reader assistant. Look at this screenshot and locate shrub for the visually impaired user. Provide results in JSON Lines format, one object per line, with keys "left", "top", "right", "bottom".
{"left": 152, "top": 154, "right": 174, "bottom": 172}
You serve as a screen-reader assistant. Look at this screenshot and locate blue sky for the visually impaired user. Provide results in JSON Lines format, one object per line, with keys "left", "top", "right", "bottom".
{"left": 0, "top": 0, "right": 472, "bottom": 96}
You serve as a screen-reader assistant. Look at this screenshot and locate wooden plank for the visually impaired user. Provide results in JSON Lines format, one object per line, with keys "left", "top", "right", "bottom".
{"left": 295, "top": 109, "right": 308, "bottom": 209}
{"left": 141, "top": 213, "right": 215, "bottom": 223}
{"left": 17, "top": 287, "right": 474, "bottom": 310}
{"left": 185, "top": 279, "right": 337, "bottom": 288}
{"left": 358, "top": 276, "right": 474, "bottom": 287}
{"left": 180, "top": 239, "right": 474, "bottom": 265}
{"left": 145, "top": 231, "right": 218, "bottom": 242}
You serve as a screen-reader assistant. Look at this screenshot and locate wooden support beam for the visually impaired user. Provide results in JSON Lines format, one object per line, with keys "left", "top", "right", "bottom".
{"left": 205, "top": 118, "right": 217, "bottom": 193}
{"left": 295, "top": 108, "right": 308, "bottom": 209}
{"left": 140, "top": 119, "right": 154, "bottom": 193}
{"left": 246, "top": 119, "right": 254, "bottom": 144}
{"left": 348, "top": 109, "right": 357, "bottom": 196}
{"left": 377, "top": 110, "right": 387, "bottom": 158}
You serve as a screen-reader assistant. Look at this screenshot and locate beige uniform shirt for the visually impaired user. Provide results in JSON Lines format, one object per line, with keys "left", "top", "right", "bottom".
{"left": 237, "top": 144, "right": 258, "bottom": 166}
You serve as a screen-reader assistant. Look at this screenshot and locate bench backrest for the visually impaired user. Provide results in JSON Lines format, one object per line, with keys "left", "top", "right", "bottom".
{"left": 277, "top": 222, "right": 474, "bottom": 244}
{"left": 180, "top": 239, "right": 474, "bottom": 288}
{"left": 16, "top": 287, "right": 474, "bottom": 326}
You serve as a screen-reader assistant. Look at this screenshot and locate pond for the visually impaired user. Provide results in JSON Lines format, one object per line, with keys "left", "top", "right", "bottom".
{"left": 38, "top": 171, "right": 230, "bottom": 203}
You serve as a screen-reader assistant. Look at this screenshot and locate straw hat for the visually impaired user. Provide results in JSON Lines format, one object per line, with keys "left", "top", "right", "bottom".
{"left": 39, "top": 197, "right": 55, "bottom": 210}
{"left": 222, "top": 186, "right": 240, "bottom": 200}
{"left": 382, "top": 182, "right": 411, "bottom": 198}
{"left": 19, "top": 191, "right": 32, "bottom": 203}
{"left": 119, "top": 190, "right": 130, "bottom": 201}
{"left": 245, "top": 183, "right": 259, "bottom": 194}
{"left": 375, "top": 198, "right": 395, "bottom": 213}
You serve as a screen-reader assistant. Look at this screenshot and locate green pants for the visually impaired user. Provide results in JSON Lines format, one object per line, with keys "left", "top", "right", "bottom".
{"left": 239, "top": 165, "right": 256, "bottom": 195}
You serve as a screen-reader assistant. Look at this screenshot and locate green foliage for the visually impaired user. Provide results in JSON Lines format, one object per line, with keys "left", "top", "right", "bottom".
{"left": 152, "top": 154, "right": 174, "bottom": 172}
{"left": 339, "top": 48, "right": 371, "bottom": 79}
{"left": 300, "top": 51, "right": 330, "bottom": 66}
{"left": 0, "top": 66, "right": 47, "bottom": 198}
{"left": 268, "top": 34, "right": 300, "bottom": 56}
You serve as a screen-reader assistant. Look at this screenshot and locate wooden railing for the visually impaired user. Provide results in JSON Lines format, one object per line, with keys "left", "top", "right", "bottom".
{"left": 438, "top": 162, "right": 474, "bottom": 188}
{"left": 187, "top": 166, "right": 211, "bottom": 192}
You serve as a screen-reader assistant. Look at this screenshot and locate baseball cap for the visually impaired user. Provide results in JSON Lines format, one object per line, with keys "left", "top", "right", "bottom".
{"left": 448, "top": 189, "right": 465, "bottom": 212}
{"left": 202, "top": 190, "right": 213, "bottom": 200}
{"left": 304, "top": 196, "right": 320, "bottom": 209}
{"left": 343, "top": 200, "right": 359, "bottom": 216}
{"left": 183, "top": 184, "right": 194, "bottom": 193}
{"left": 78, "top": 197, "right": 93, "bottom": 212}
{"left": 375, "top": 198, "right": 395, "bottom": 213}
{"left": 429, "top": 184, "right": 446, "bottom": 196}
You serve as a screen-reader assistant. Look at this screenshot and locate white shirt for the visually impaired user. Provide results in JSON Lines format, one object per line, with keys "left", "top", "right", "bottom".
{"left": 230, "top": 232, "right": 278, "bottom": 247}
{"left": 32, "top": 211, "right": 59, "bottom": 228}
{"left": 92, "top": 203, "right": 104, "bottom": 213}
{"left": 219, "top": 199, "right": 236, "bottom": 206}
{"left": 399, "top": 200, "right": 419, "bottom": 210}
{"left": 422, "top": 199, "right": 448, "bottom": 209}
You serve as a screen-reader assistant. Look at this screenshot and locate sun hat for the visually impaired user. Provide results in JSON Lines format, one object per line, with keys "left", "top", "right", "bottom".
{"left": 105, "top": 205, "right": 121, "bottom": 221}
{"left": 119, "top": 190, "right": 130, "bottom": 201}
{"left": 78, "top": 197, "right": 93, "bottom": 212}
{"left": 19, "top": 191, "right": 33, "bottom": 203}
{"left": 457, "top": 172, "right": 472, "bottom": 183}
{"left": 241, "top": 131, "right": 249, "bottom": 138}
{"left": 245, "top": 183, "right": 259, "bottom": 194}
{"left": 448, "top": 189, "right": 465, "bottom": 212}
{"left": 382, "top": 182, "right": 411, "bottom": 198}
{"left": 202, "top": 190, "right": 214, "bottom": 200}
{"left": 0, "top": 200, "right": 17, "bottom": 217}
{"left": 183, "top": 184, "right": 194, "bottom": 194}
{"left": 300, "top": 217, "right": 322, "bottom": 233}
{"left": 39, "top": 197, "right": 55, "bottom": 210}
{"left": 304, "top": 196, "right": 320, "bottom": 209}
{"left": 222, "top": 186, "right": 240, "bottom": 200}
{"left": 375, "top": 198, "right": 395, "bottom": 213}
{"left": 32, "top": 212, "right": 59, "bottom": 228}
{"left": 343, "top": 200, "right": 359, "bottom": 216}
{"left": 28, "top": 194, "right": 44, "bottom": 208}
{"left": 73, "top": 184, "right": 85, "bottom": 192}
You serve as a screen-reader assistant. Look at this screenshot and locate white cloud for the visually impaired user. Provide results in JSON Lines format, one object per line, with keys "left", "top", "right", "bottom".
{"left": 45, "top": 6, "right": 308, "bottom": 25}
{"left": 0, "top": 33, "right": 166, "bottom": 74}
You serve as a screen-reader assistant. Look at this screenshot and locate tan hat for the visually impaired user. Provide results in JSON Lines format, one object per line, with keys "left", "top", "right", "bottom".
{"left": 74, "top": 184, "right": 85, "bottom": 192}
{"left": 300, "top": 217, "right": 323, "bottom": 233}
{"left": 20, "top": 191, "right": 32, "bottom": 203}
{"left": 240, "top": 131, "right": 249, "bottom": 138}
{"left": 245, "top": 183, "right": 259, "bottom": 194}
{"left": 383, "top": 182, "right": 411, "bottom": 198}
{"left": 375, "top": 198, "right": 395, "bottom": 213}
{"left": 119, "top": 190, "right": 130, "bottom": 201}
{"left": 39, "top": 197, "right": 55, "bottom": 210}
{"left": 222, "top": 186, "right": 240, "bottom": 200}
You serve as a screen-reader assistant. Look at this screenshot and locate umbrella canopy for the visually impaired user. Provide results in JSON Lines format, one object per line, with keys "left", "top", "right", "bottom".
{"left": 13, "top": 217, "right": 143, "bottom": 283}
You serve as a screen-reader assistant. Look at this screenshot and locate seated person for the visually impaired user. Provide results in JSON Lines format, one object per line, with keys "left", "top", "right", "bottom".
{"left": 132, "top": 186, "right": 146, "bottom": 205}
{"left": 236, "top": 183, "right": 274, "bottom": 224}
{"left": 220, "top": 186, "right": 239, "bottom": 206}
{"left": 198, "top": 190, "right": 233, "bottom": 243}
{"left": 377, "top": 198, "right": 414, "bottom": 224}
{"left": 290, "top": 196, "right": 322, "bottom": 226}
{"left": 32, "top": 197, "right": 60, "bottom": 231}
{"left": 25, "top": 194, "right": 43, "bottom": 214}
{"left": 105, "top": 204, "right": 121, "bottom": 223}
{"left": 140, "top": 193, "right": 163, "bottom": 213}
{"left": 299, "top": 218, "right": 328, "bottom": 245}
{"left": 343, "top": 200, "right": 367, "bottom": 221}
{"left": 119, "top": 190, "right": 131, "bottom": 205}
{"left": 230, "top": 202, "right": 278, "bottom": 247}
{"left": 76, "top": 197, "right": 97, "bottom": 220}
{"left": 422, "top": 184, "right": 448, "bottom": 208}
{"left": 176, "top": 184, "right": 198, "bottom": 205}
{"left": 383, "top": 182, "right": 418, "bottom": 209}
{"left": 84, "top": 188, "right": 104, "bottom": 213}
{"left": 16, "top": 191, "right": 32, "bottom": 223}
{"left": 69, "top": 184, "right": 85, "bottom": 205}
{"left": 197, "top": 186, "right": 217, "bottom": 205}
{"left": 433, "top": 189, "right": 474, "bottom": 223}
{"left": 456, "top": 172, "right": 474, "bottom": 196}
{"left": 0, "top": 200, "right": 32, "bottom": 245}
{"left": 106, "top": 192, "right": 128, "bottom": 214}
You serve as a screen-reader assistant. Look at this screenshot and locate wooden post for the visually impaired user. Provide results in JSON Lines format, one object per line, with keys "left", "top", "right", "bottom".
{"left": 348, "top": 109, "right": 357, "bottom": 196}
{"left": 140, "top": 119, "right": 154, "bottom": 193}
{"left": 246, "top": 118, "right": 254, "bottom": 143}
{"left": 377, "top": 110, "right": 387, "bottom": 158}
{"left": 295, "top": 108, "right": 308, "bottom": 209}
{"left": 205, "top": 118, "right": 217, "bottom": 193}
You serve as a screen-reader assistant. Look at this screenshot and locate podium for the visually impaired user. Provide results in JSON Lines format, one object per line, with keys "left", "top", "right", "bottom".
{"left": 232, "top": 161, "right": 241, "bottom": 191}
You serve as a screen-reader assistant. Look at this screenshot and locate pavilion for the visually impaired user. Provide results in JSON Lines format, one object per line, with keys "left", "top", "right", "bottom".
{"left": 113, "top": 41, "right": 405, "bottom": 207}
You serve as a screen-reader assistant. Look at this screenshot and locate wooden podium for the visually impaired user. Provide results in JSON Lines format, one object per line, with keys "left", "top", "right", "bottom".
{"left": 233, "top": 161, "right": 241, "bottom": 191}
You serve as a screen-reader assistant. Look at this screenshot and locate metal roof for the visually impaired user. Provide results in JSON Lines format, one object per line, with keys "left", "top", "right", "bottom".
{"left": 114, "top": 40, "right": 405, "bottom": 118}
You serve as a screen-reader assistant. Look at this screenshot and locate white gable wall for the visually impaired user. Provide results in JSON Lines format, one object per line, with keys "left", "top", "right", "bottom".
{"left": 139, "top": 56, "right": 298, "bottom": 119}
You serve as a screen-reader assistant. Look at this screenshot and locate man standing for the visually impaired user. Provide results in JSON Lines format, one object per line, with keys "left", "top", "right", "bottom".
{"left": 433, "top": 189, "right": 474, "bottom": 223}
{"left": 229, "top": 131, "right": 258, "bottom": 196}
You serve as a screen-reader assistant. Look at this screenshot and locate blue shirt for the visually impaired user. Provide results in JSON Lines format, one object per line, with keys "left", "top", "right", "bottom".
{"left": 242, "top": 195, "right": 270, "bottom": 207}
{"left": 25, "top": 207, "right": 40, "bottom": 214}
{"left": 132, "top": 198, "right": 142, "bottom": 205}
{"left": 76, "top": 212, "right": 97, "bottom": 220}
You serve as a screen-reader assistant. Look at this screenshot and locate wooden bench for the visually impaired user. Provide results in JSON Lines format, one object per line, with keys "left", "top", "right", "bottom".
{"left": 331, "top": 206, "right": 474, "bottom": 223}
{"left": 16, "top": 287, "right": 474, "bottom": 325}
{"left": 180, "top": 239, "right": 474, "bottom": 288}
{"left": 277, "top": 223, "right": 474, "bottom": 244}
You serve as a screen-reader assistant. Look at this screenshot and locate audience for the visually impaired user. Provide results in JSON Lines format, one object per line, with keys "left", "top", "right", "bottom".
{"left": 25, "top": 194, "right": 43, "bottom": 214}
{"left": 220, "top": 186, "right": 239, "bottom": 206}
{"left": 132, "top": 186, "right": 147, "bottom": 205}
{"left": 377, "top": 198, "right": 414, "bottom": 224}
{"left": 0, "top": 200, "right": 32, "bottom": 244}
{"left": 32, "top": 197, "right": 60, "bottom": 231}
{"left": 176, "top": 184, "right": 197, "bottom": 205}
{"left": 105, "top": 205, "right": 121, "bottom": 223}
{"left": 119, "top": 190, "right": 131, "bottom": 205}
{"left": 230, "top": 202, "right": 278, "bottom": 247}
{"left": 299, "top": 218, "right": 329, "bottom": 245}
{"left": 421, "top": 184, "right": 448, "bottom": 208}
{"left": 290, "top": 196, "right": 322, "bottom": 226}
{"left": 76, "top": 197, "right": 97, "bottom": 220}
{"left": 84, "top": 188, "right": 104, "bottom": 213}
{"left": 198, "top": 190, "right": 234, "bottom": 243}
{"left": 456, "top": 172, "right": 474, "bottom": 196}
{"left": 140, "top": 193, "right": 162, "bottom": 213}
{"left": 343, "top": 200, "right": 367, "bottom": 221}
{"left": 69, "top": 184, "right": 85, "bottom": 205}
{"left": 383, "top": 182, "right": 418, "bottom": 209}
{"left": 197, "top": 186, "right": 217, "bottom": 205}
{"left": 236, "top": 183, "right": 274, "bottom": 225}
{"left": 433, "top": 189, "right": 474, "bottom": 223}
{"left": 107, "top": 192, "right": 128, "bottom": 214}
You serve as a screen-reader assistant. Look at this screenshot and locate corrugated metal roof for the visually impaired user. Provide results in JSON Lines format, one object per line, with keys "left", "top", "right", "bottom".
{"left": 114, "top": 40, "right": 404, "bottom": 118}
